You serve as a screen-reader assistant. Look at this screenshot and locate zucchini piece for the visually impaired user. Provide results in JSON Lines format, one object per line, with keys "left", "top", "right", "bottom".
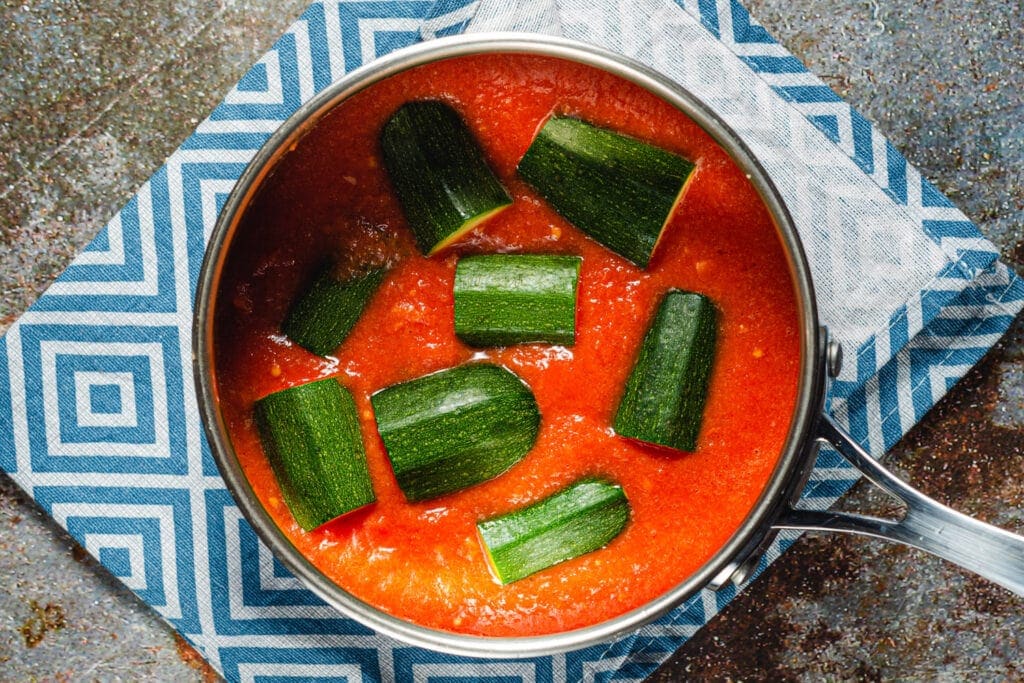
{"left": 517, "top": 116, "right": 696, "bottom": 268}
{"left": 477, "top": 477, "right": 630, "bottom": 584}
{"left": 282, "top": 266, "right": 386, "bottom": 357}
{"left": 614, "top": 290, "right": 717, "bottom": 451}
{"left": 371, "top": 364, "right": 540, "bottom": 502}
{"left": 454, "top": 254, "right": 581, "bottom": 347}
{"left": 254, "top": 378, "right": 376, "bottom": 530}
{"left": 381, "top": 100, "right": 512, "bottom": 255}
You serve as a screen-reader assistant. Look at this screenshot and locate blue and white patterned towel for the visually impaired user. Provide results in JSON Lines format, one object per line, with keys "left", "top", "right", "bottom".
{"left": 2, "top": 1, "right": 1021, "bottom": 680}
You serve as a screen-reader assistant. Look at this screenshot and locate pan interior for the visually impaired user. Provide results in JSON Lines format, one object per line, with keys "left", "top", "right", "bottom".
{"left": 194, "top": 34, "right": 820, "bottom": 657}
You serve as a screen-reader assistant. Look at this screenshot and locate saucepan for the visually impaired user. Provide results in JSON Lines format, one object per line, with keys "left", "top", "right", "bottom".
{"left": 193, "top": 33, "right": 1024, "bottom": 657}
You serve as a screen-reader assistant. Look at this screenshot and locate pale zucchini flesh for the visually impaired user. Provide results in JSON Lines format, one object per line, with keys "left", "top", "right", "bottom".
{"left": 477, "top": 477, "right": 630, "bottom": 584}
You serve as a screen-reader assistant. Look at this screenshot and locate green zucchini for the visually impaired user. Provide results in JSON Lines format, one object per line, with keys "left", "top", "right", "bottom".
{"left": 614, "top": 290, "right": 717, "bottom": 452}
{"left": 454, "top": 254, "right": 581, "bottom": 347}
{"left": 517, "top": 116, "right": 696, "bottom": 268}
{"left": 254, "top": 378, "right": 375, "bottom": 530}
{"left": 370, "top": 363, "right": 540, "bottom": 503}
{"left": 381, "top": 100, "right": 512, "bottom": 255}
{"left": 282, "top": 266, "right": 386, "bottom": 357}
{"left": 477, "top": 477, "right": 630, "bottom": 584}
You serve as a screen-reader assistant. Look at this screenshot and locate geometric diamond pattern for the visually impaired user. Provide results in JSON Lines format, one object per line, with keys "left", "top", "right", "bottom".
{"left": 98, "top": 544, "right": 136, "bottom": 580}
{"left": 38, "top": 179, "right": 178, "bottom": 313}
{"left": 71, "top": 367, "right": 140, "bottom": 433}
{"left": 0, "top": 338, "right": 13, "bottom": 473}
{"left": 33, "top": 485, "right": 201, "bottom": 634}
{"left": 393, "top": 650, "right": 555, "bottom": 681}
{"left": 16, "top": 323, "right": 186, "bottom": 474}
{"left": 1, "top": 1, "right": 1022, "bottom": 682}
{"left": 204, "top": 490, "right": 373, "bottom": 637}
{"left": 87, "top": 381, "right": 126, "bottom": 418}
{"left": 218, "top": 646, "right": 383, "bottom": 683}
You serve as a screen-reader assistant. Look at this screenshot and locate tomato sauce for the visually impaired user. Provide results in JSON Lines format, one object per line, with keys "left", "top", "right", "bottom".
{"left": 214, "top": 54, "right": 801, "bottom": 636}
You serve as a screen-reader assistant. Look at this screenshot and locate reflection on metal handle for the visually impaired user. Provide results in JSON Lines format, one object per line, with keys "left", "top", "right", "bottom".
{"left": 775, "top": 413, "right": 1024, "bottom": 597}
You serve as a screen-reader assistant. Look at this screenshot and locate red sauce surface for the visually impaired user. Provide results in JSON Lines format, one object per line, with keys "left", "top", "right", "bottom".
{"left": 214, "top": 54, "right": 801, "bottom": 636}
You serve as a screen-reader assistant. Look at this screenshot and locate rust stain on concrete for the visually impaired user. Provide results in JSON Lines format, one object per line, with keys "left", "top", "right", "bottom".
{"left": 20, "top": 599, "right": 67, "bottom": 648}
{"left": 174, "top": 632, "right": 221, "bottom": 682}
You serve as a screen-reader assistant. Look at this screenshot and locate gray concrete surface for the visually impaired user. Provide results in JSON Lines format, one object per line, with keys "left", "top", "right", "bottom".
{"left": 1, "top": 1, "right": 1021, "bottom": 680}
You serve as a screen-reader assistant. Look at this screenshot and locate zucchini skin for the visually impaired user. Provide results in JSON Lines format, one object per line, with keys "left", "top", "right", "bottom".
{"left": 517, "top": 116, "right": 695, "bottom": 268}
{"left": 371, "top": 363, "right": 540, "bottom": 503}
{"left": 454, "top": 254, "right": 581, "bottom": 347}
{"left": 254, "top": 378, "right": 376, "bottom": 530}
{"left": 381, "top": 100, "right": 512, "bottom": 255}
{"left": 614, "top": 290, "right": 717, "bottom": 452}
{"left": 477, "top": 477, "right": 630, "bottom": 584}
{"left": 282, "top": 266, "right": 386, "bottom": 357}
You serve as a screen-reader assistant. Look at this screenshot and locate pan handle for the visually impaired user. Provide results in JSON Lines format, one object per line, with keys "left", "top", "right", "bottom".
{"left": 773, "top": 412, "right": 1024, "bottom": 596}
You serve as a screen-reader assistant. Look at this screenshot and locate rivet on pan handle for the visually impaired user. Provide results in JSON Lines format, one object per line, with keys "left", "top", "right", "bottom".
{"left": 774, "top": 413, "right": 1024, "bottom": 597}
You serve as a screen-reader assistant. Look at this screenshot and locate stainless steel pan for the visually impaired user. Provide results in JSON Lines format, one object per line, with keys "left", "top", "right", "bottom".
{"left": 193, "top": 33, "right": 1024, "bottom": 658}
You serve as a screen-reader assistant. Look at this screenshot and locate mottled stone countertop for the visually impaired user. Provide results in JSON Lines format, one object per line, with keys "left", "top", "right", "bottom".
{"left": 1, "top": 1, "right": 1021, "bottom": 680}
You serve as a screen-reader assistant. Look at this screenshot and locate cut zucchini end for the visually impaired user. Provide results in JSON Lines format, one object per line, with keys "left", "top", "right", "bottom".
{"left": 476, "top": 477, "right": 630, "bottom": 584}
{"left": 647, "top": 163, "right": 699, "bottom": 268}
{"left": 456, "top": 329, "right": 576, "bottom": 349}
{"left": 381, "top": 99, "right": 512, "bottom": 256}
{"left": 517, "top": 116, "right": 697, "bottom": 269}
{"left": 427, "top": 200, "right": 513, "bottom": 255}
{"left": 478, "top": 534, "right": 508, "bottom": 585}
